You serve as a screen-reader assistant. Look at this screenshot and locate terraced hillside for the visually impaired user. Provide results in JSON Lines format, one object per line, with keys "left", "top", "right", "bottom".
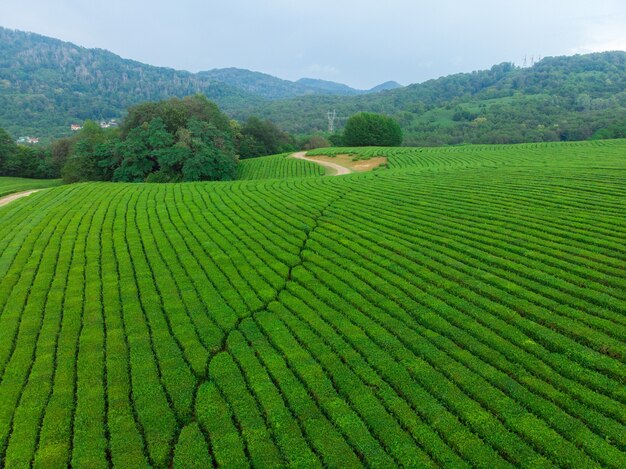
{"left": 0, "top": 140, "right": 624, "bottom": 468}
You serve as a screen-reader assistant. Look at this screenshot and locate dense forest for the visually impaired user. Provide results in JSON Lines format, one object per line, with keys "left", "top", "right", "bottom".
{"left": 61, "top": 95, "right": 241, "bottom": 183}
{"left": 1, "top": 27, "right": 625, "bottom": 146}
{"left": 0, "top": 127, "right": 59, "bottom": 178}
{"left": 239, "top": 53, "right": 626, "bottom": 144}
{"left": 0, "top": 27, "right": 394, "bottom": 141}
{"left": 0, "top": 95, "right": 311, "bottom": 181}
{"left": 198, "top": 68, "right": 401, "bottom": 99}
{"left": 0, "top": 27, "right": 256, "bottom": 140}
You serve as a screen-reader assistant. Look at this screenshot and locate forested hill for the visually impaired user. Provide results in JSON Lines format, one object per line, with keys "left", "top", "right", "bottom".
{"left": 0, "top": 27, "right": 260, "bottom": 138}
{"left": 0, "top": 27, "right": 396, "bottom": 139}
{"left": 235, "top": 52, "right": 626, "bottom": 145}
{"left": 1, "top": 26, "right": 625, "bottom": 145}
{"left": 197, "top": 69, "right": 402, "bottom": 99}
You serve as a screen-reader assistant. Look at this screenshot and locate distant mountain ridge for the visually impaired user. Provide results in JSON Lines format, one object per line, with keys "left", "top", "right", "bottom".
{"left": 1, "top": 26, "right": 625, "bottom": 146}
{"left": 368, "top": 81, "right": 403, "bottom": 93}
{"left": 0, "top": 26, "right": 400, "bottom": 138}
{"left": 0, "top": 27, "right": 257, "bottom": 138}
{"left": 233, "top": 51, "right": 626, "bottom": 144}
{"left": 199, "top": 68, "right": 401, "bottom": 99}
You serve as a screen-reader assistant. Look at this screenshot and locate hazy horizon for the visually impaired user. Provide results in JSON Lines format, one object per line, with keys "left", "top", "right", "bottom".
{"left": 1, "top": 0, "right": 625, "bottom": 89}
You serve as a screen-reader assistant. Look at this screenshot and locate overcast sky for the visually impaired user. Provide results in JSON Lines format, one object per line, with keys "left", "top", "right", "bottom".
{"left": 1, "top": 0, "right": 626, "bottom": 89}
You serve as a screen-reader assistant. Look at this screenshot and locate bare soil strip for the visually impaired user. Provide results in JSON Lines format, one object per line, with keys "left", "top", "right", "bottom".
{"left": 291, "top": 151, "right": 353, "bottom": 176}
{"left": 326, "top": 154, "right": 387, "bottom": 172}
{"left": 0, "top": 189, "right": 42, "bottom": 208}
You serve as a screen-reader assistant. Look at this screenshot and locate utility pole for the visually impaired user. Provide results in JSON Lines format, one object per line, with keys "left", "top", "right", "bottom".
{"left": 327, "top": 110, "right": 337, "bottom": 133}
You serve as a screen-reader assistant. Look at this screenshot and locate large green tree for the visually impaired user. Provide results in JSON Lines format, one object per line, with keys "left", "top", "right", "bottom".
{"left": 343, "top": 112, "right": 403, "bottom": 146}
{"left": 238, "top": 116, "right": 295, "bottom": 158}
{"left": 177, "top": 118, "right": 238, "bottom": 181}
{"left": 0, "top": 127, "right": 56, "bottom": 178}
{"left": 110, "top": 96, "right": 239, "bottom": 182}
{"left": 121, "top": 94, "right": 232, "bottom": 138}
{"left": 61, "top": 121, "right": 113, "bottom": 183}
{"left": 112, "top": 117, "right": 174, "bottom": 182}
{"left": 58, "top": 95, "right": 239, "bottom": 183}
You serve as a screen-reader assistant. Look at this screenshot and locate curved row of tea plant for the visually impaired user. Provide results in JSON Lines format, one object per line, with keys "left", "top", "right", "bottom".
{"left": 0, "top": 139, "right": 624, "bottom": 467}
{"left": 307, "top": 138, "right": 626, "bottom": 171}
{"left": 237, "top": 153, "right": 325, "bottom": 180}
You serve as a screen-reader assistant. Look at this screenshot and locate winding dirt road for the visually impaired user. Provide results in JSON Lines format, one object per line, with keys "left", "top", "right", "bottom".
{"left": 291, "top": 151, "right": 352, "bottom": 176}
{"left": 0, "top": 189, "right": 41, "bottom": 208}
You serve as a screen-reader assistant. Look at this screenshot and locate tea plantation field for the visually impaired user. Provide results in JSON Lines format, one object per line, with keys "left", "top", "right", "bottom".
{"left": 238, "top": 152, "right": 326, "bottom": 180}
{"left": 0, "top": 140, "right": 624, "bottom": 468}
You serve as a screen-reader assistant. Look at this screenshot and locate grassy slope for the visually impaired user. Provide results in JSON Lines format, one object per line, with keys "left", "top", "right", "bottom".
{"left": 0, "top": 140, "right": 624, "bottom": 468}
{"left": 0, "top": 177, "right": 62, "bottom": 198}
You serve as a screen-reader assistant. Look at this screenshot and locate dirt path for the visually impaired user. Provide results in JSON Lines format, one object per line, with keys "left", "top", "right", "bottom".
{"left": 291, "top": 151, "right": 352, "bottom": 176}
{"left": 0, "top": 189, "right": 41, "bottom": 208}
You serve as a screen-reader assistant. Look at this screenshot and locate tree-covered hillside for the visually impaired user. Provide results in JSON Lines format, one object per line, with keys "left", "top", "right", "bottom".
{"left": 0, "top": 27, "right": 395, "bottom": 140}
{"left": 237, "top": 53, "right": 626, "bottom": 144}
{"left": 198, "top": 69, "right": 401, "bottom": 99}
{"left": 1, "top": 26, "right": 625, "bottom": 145}
{"left": 0, "top": 27, "right": 263, "bottom": 140}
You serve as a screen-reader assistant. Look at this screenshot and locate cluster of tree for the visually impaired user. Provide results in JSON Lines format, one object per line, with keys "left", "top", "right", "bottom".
{"left": 1, "top": 93, "right": 331, "bottom": 182}
{"left": 198, "top": 69, "right": 399, "bottom": 100}
{"left": 235, "top": 117, "right": 296, "bottom": 158}
{"left": 340, "top": 113, "right": 403, "bottom": 146}
{"left": 3, "top": 25, "right": 626, "bottom": 149}
{"left": 0, "top": 27, "right": 393, "bottom": 141}
{"left": 400, "top": 94, "right": 626, "bottom": 146}
{"left": 300, "top": 134, "right": 331, "bottom": 151}
{"left": 60, "top": 95, "right": 239, "bottom": 183}
{"left": 0, "top": 127, "right": 61, "bottom": 178}
{"left": 0, "top": 27, "right": 259, "bottom": 141}
{"left": 230, "top": 52, "right": 626, "bottom": 146}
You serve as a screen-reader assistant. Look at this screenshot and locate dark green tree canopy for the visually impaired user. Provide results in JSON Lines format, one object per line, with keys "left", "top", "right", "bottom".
{"left": 343, "top": 112, "right": 403, "bottom": 147}
{"left": 121, "top": 95, "right": 232, "bottom": 138}
{"left": 0, "top": 126, "right": 56, "bottom": 179}
{"left": 61, "top": 120, "right": 113, "bottom": 183}
{"left": 238, "top": 116, "right": 296, "bottom": 158}
{"left": 61, "top": 95, "right": 239, "bottom": 183}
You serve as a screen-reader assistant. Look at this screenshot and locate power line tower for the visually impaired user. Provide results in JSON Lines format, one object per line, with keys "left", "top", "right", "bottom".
{"left": 327, "top": 110, "right": 337, "bottom": 133}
